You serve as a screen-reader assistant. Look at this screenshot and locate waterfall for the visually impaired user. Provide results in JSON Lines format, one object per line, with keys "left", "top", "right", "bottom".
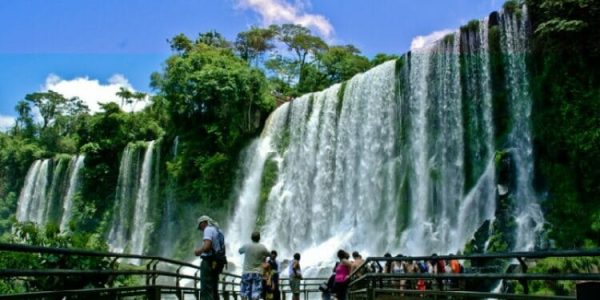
{"left": 129, "top": 141, "right": 156, "bottom": 263}
{"left": 59, "top": 155, "right": 85, "bottom": 232}
{"left": 400, "top": 30, "right": 467, "bottom": 256}
{"left": 159, "top": 136, "right": 179, "bottom": 257}
{"left": 226, "top": 109, "right": 288, "bottom": 267}
{"left": 108, "top": 140, "right": 158, "bottom": 261}
{"left": 108, "top": 144, "right": 141, "bottom": 253}
{"left": 227, "top": 8, "right": 541, "bottom": 275}
{"left": 16, "top": 156, "right": 85, "bottom": 229}
{"left": 499, "top": 6, "right": 544, "bottom": 251}
{"left": 16, "top": 160, "right": 44, "bottom": 223}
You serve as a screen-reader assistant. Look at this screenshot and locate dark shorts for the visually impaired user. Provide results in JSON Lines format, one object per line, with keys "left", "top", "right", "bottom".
{"left": 290, "top": 277, "right": 301, "bottom": 294}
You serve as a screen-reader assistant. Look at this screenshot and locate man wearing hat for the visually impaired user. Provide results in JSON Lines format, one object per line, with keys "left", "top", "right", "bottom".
{"left": 194, "top": 215, "right": 224, "bottom": 300}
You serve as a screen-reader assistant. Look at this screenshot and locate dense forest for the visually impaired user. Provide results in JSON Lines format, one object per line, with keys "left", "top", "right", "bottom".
{"left": 0, "top": 0, "right": 599, "bottom": 294}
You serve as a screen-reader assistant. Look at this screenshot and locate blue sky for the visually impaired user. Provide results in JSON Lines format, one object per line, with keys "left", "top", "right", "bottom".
{"left": 0, "top": 0, "right": 502, "bottom": 129}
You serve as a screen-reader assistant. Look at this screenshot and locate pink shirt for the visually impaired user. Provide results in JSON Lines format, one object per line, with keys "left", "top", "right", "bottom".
{"left": 335, "top": 262, "right": 351, "bottom": 283}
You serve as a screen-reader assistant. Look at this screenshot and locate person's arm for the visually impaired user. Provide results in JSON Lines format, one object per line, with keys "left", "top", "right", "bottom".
{"left": 194, "top": 239, "right": 212, "bottom": 256}
{"left": 342, "top": 258, "right": 353, "bottom": 268}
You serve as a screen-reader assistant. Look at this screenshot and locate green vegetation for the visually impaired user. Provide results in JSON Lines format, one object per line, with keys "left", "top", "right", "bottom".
{"left": 256, "top": 157, "right": 279, "bottom": 228}
{"left": 527, "top": 0, "right": 600, "bottom": 248}
{"left": 0, "top": 223, "right": 115, "bottom": 292}
{"left": 460, "top": 19, "right": 480, "bottom": 32}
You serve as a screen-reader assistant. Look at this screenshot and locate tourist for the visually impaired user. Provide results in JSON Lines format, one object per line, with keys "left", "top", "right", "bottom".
{"left": 194, "top": 215, "right": 225, "bottom": 300}
{"left": 382, "top": 252, "right": 393, "bottom": 288}
{"left": 334, "top": 249, "right": 352, "bottom": 300}
{"left": 383, "top": 252, "right": 393, "bottom": 273}
{"left": 352, "top": 251, "right": 366, "bottom": 276}
{"left": 404, "top": 259, "right": 419, "bottom": 289}
{"left": 239, "top": 231, "right": 270, "bottom": 300}
{"left": 393, "top": 254, "right": 405, "bottom": 290}
{"left": 449, "top": 253, "right": 461, "bottom": 289}
{"left": 320, "top": 263, "right": 337, "bottom": 300}
{"left": 288, "top": 252, "right": 303, "bottom": 300}
{"left": 430, "top": 253, "right": 445, "bottom": 290}
{"left": 416, "top": 260, "right": 428, "bottom": 292}
{"left": 262, "top": 258, "right": 274, "bottom": 300}
{"left": 269, "top": 250, "right": 281, "bottom": 300}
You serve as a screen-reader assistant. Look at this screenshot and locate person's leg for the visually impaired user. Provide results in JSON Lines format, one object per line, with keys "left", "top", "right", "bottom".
{"left": 201, "top": 260, "right": 216, "bottom": 300}
{"left": 251, "top": 273, "right": 263, "bottom": 300}
{"left": 273, "top": 273, "right": 280, "bottom": 300}
{"left": 212, "top": 271, "right": 219, "bottom": 300}
{"left": 241, "top": 273, "right": 252, "bottom": 300}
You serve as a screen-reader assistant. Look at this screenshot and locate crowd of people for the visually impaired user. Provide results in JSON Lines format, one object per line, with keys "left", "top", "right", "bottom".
{"left": 193, "top": 215, "right": 464, "bottom": 300}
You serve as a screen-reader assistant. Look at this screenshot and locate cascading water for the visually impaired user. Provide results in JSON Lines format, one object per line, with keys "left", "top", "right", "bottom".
{"left": 226, "top": 8, "right": 541, "bottom": 275}
{"left": 129, "top": 141, "right": 156, "bottom": 264}
{"left": 108, "top": 144, "right": 142, "bottom": 253}
{"left": 108, "top": 140, "right": 159, "bottom": 262}
{"left": 226, "top": 109, "right": 288, "bottom": 267}
{"left": 16, "top": 156, "right": 85, "bottom": 229}
{"left": 499, "top": 6, "right": 544, "bottom": 251}
{"left": 59, "top": 155, "right": 85, "bottom": 232}
{"left": 159, "top": 136, "right": 179, "bottom": 257}
{"left": 16, "top": 160, "right": 45, "bottom": 223}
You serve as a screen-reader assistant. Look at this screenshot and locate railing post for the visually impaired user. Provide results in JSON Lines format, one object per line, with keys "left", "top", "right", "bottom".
{"left": 146, "top": 259, "right": 153, "bottom": 286}
{"left": 517, "top": 257, "right": 529, "bottom": 295}
{"left": 222, "top": 274, "right": 230, "bottom": 300}
{"left": 176, "top": 266, "right": 183, "bottom": 300}
{"left": 366, "top": 277, "right": 374, "bottom": 300}
{"left": 195, "top": 270, "right": 201, "bottom": 300}
{"left": 146, "top": 285, "right": 161, "bottom": 300}
{"left": 152, "top": 260, "right": 158, "bottom": 286}
{"left": 303, "top": 280, "right": 307, "bottom": 300}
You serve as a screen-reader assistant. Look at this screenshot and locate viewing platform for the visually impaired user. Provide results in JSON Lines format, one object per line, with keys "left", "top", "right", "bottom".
{"left": 1, "top": 243, "right": 599, "bottom": 299}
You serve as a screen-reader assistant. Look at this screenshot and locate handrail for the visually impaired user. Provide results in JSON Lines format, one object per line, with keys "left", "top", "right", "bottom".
{"left": 0, "top": 242, "right": 320, "bottom": 299}
{"left": 345, "top": 248, "right": 600, "bottom": 300}
{"left": 355, "top": 248, "right": 600, "bottom": 267}
{"left": 0, "top": 242, "right": 202, "bottom": 270}
{"left": 2, "top": 243, "right": 599, "bottom": 299}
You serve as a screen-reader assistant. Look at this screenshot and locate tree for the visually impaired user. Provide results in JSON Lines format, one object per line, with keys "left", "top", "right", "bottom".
{"left": 24, "top": 90, "right": 67, "bottom": 130}
{"left": 168, "top": 33, "right": 193, "bottom": 54}
{"left": 265, "top": 55, "right": 298, "bottom": 87}
{"left": 319, "top": 45, "right": 370, "bottom": 83}
{"left": 151, "top": 42, "right": 275, "bottom": 209}
{"left": 235, "top": 26, "right": 277, "bottom": 64}
{"left": 13, "top": 101, "right": 35, "bottom": 137}
{"left": 196, "top": 30, "right": 231, "bottom": 49}
{"left": 274, "top": 24, "right": 328, "bottom": 85}
{"left": 116, "top": 87, "right": 134, "bottom": 109}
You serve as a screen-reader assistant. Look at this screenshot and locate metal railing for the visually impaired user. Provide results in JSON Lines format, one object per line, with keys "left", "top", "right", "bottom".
{"left": 2, "top": 243, "right": 599, "bottom": 299}
{"left": 0, "top": 242, "right": 242, "bottom": 299}
{"left": 346, "top": 249, "right": 600, "bottom": 300}
{"left": 0, "top": 242, "right": 326, "bottom": 299}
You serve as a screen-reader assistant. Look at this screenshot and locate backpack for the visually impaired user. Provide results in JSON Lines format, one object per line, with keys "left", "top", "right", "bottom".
{"left": 418, "top": 262, "right": 428, "bottom": 273}
{"left": 208, "top": 228, "right": 227, "bottom": 273}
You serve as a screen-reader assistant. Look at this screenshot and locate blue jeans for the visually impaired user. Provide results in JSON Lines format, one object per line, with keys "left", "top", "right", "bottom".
{"left": 241, "top": 273, "right": 263, "bottom": 300}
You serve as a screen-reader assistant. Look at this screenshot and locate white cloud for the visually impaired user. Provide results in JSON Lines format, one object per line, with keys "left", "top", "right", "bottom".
{"left": 0, "top": 115, "right": 15, "bottom": 132}
{"left": 237, "top": 0, "right": 334, "bottom": 38}
{"left": 410, "top": 29, "right": 455, "bottom": 51}
{"left": 42, "top": 74, "right": 149, "bottom": 114}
